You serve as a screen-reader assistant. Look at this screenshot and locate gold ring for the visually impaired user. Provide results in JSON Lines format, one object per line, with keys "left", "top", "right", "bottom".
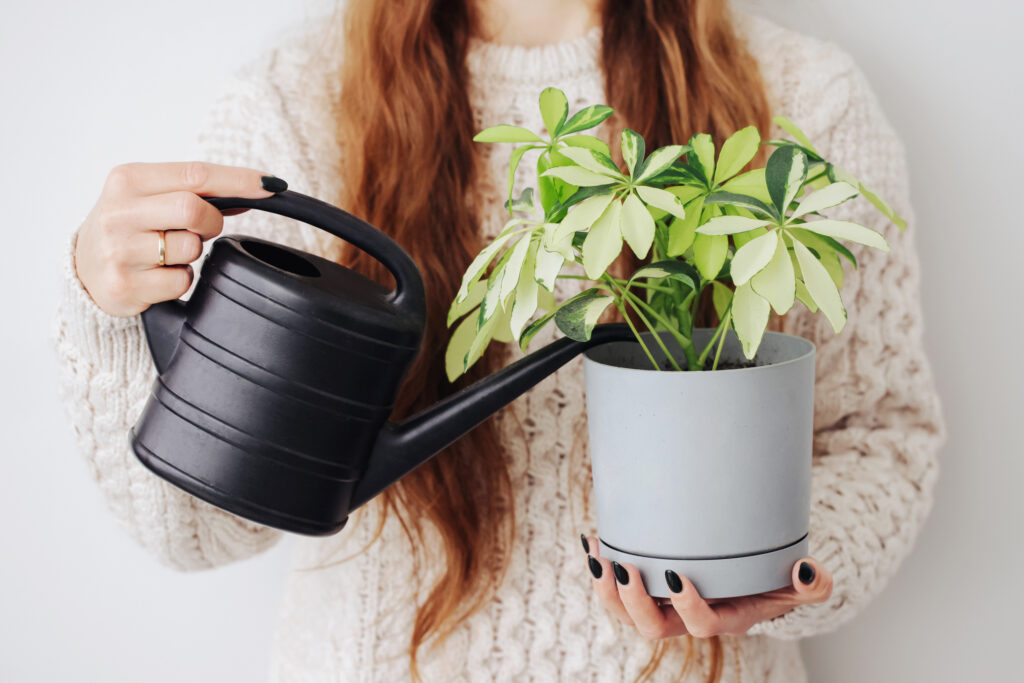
{"left": 157, "top": 230, "right": 166, "bottom": 267}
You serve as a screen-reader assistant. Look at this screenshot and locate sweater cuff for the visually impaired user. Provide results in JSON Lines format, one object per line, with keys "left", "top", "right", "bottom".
{"left": 59, "top": 229, "right": 149, "bottom": 368}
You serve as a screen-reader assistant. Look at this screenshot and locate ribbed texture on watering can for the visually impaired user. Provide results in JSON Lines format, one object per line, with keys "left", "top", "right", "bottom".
{"left": 213, "top": 236, "right": 423, "bottom": 351}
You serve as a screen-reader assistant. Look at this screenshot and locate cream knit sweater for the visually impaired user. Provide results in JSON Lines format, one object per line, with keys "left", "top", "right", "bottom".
{"left": 53, "top": 9, "right": 948, "bottom": 682}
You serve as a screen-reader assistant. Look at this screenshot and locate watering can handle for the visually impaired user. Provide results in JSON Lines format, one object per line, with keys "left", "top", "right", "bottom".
{"left": 205, "top": 190, "right": 426, "bottom": 321}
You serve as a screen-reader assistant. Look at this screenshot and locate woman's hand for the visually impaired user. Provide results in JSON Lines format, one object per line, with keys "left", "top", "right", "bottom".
{"left": 74, "top": 161, "right": 286, "bottom": 317}
{"left": 581, "top": 534, "right": 832, "bottom": 640}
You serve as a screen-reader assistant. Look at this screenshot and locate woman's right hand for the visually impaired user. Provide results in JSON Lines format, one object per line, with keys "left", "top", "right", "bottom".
{"left": 74, "top": 161, "right": 286, "bottom": 317}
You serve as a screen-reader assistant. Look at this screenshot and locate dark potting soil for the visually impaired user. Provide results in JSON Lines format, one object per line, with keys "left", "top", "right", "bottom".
{"left": 653, "top": 356, "right": 761, "bottom": 371}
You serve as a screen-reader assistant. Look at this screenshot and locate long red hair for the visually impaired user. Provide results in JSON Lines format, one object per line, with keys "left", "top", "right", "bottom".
{"left": 319, "top": 1, "right": 773, "bottom": 680}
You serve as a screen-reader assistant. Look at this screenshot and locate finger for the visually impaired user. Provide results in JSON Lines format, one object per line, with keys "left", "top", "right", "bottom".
{"left": 585, "top": 537, "right": 633, "bottom": 627}
{"left": 107, "top": 161, "right": 283, "bottom": 199}
{"left": 124, "top": 229, "right": 203, "bottom": 270}
{"left": 612, "top": 562, "right": 686, "bottom": 639}
{"left": 667, "top": 573, "right": 728, "bottom": 639}
{"left": 790, "top": 558, "right": 833, "bottom": 604}
{"left": 132, "top": 265, "right": 194, "bottom": 305}
{"left": 109, "top": 192, "right": 226, "bottom": 242}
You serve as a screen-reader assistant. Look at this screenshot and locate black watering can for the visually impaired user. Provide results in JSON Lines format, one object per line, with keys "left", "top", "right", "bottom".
{"left": 131, "top": 190, "right": 631, "bottom": 535}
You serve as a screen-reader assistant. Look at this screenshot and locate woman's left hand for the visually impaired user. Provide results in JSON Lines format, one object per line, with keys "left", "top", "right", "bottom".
{"left": 581, "top": 535, "right": 833, "bottom": 640}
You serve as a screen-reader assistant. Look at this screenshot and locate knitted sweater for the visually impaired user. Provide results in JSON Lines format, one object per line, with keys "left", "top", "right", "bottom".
{"left": 52, "top": 9, "right": 947, "bottom": 682}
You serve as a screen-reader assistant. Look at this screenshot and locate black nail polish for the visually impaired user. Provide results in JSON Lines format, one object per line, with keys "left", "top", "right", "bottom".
{"left": 665, "top": 569, "right": 683, "bottom": 594}
{"left": 798, "top": 561, "right": 816, "bottom": 585}
{"left": 261, "top": 175, "right": 288, "bottom": 193}
{"left": 612, "top": 561, "right": 629, "bottom": 585}
{"left": 580, "top": 534, "right": 590, "bottom": 554}
{"left": 587, "top": 555, "right": 602, "bottom": 579}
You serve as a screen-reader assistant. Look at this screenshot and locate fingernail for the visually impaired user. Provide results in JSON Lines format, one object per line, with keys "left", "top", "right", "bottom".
{"left": 261, "top": 175, "right": 288, "bottom": 193}
{"left": 587, "top": 555, "right": 602, "bottom": 579}
{"left": 580, "top": 534, "right": 590, "bottom": 554}
{"left": 665, "top": 569, "right": 683, "bottom": 594}
{"left": 612, "top": 561, "right": 629, "bottom": 585}
{"left": 798, "top": 561, "right": 816, "bottom": 585}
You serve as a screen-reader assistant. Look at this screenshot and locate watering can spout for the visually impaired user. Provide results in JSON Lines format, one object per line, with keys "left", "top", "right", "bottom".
{"left": 347, "top": 322, "right": 634, "bottom": 511}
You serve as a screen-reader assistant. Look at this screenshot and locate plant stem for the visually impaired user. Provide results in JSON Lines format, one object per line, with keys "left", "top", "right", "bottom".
{"left": 602, "top": 275, "right": 665, "bottom": 371}
{"left": 697, "top": 300, "right": 733, "bottom": 366}
{"left": 711, "top": 314, "right": 729, "bottom": 371}
{"left": 623, "top": 290, "right": 698, "bottom": 371}
{"left": 622, "top": 295, "right": 683, "bottom": 372}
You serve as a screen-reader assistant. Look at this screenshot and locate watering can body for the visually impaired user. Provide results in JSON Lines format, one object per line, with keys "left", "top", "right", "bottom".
{"left": 131, "top": 190, "right": 630, "bottom": 535}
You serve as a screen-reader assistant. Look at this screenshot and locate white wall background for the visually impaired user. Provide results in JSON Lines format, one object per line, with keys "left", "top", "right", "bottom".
{"left": 1, "top": 1, "right": 1019, "bottom": 681}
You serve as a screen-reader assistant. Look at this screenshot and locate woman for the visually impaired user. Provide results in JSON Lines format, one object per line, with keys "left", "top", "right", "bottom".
{"left": 54, "top": 0, "right": 947, "bottom": 680}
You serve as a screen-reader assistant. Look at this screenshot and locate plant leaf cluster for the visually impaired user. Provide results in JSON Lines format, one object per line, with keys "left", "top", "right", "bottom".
{"left": 445, "top": 87, "right": 906, "bottom": 379}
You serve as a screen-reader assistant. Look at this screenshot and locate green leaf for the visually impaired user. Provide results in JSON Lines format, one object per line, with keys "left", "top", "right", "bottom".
{"left": 765, "top": 146, "right": 808, "bottom": 215}
{"left": 539, "top": 87, "right": 569, "bottom": 137}
{"left": 506, "top": 145, "right": 542, "bottom": 210}
{"left": 509, "top": 240, "right": 540, "bottom": 339}
{"left": 621, "top": 129, "right": 645, "bottom": 177}
{"left": 729, "top": 229, "right": 779, "bottom": 286}
{"left": 446, "top": 306, "right": 481, "bottom": 381}
{"left": 560, "top": 104, "right": 614, "bottom": 136}
{"left": 794, "top": 278, "right": 818, "bottom": 313}
{"left": 668, "top": 195, "right": 704, "bottom": 256}
{"left": 764, "top": 139, "right": 824, "bottom": 163}
{"left": 455, "top": 226, "right": 518, "bottom": 302}
{"left": 474, "top": 125, "right": 545, "bottom": 143}
{"left": 696, "top": 215, "right": 774, "bottom": 236}
{"left": 772, "top": 115, "right": 818, "bottom": 154}
{"left": 704, "top": 191, "right": 778, "bottom": 220}
{"left": 733, "top": 226, "right": 767, "bottom": 250}
{"left": 504, "top": 187, "right": 536, "bottom": 215}
{"left": 557, "top": 146, "right": 622, "bottom": 178}
{"left": 547, "top": 191, "right": 616, "bottom": 256}
{"left": 666, "top": 185, "right": 705, "bottom": 205}
{"left": 714, "top": 125, "right": 761, "bottom": 184}
{"left": 533, "top": 243, "right": 564, "bottom": 291}
{"left": 796, "top": 219, "right": 890, "bottom": 252}
{"left": 720, "top": 168, "right": 772, "bottom": 204}
{"left": 629, "top": 260, "right": 700, "bottom": 292}
{"left": 636, "top": 145, "right": 687, "bottom": 183}
{"left": 554, "top": 288, "right": 616, "bottom": 341}
{"left": 693, "top": 232, "right": 728, "bottom": 280}
{"left": 689, "top": 133, "right": 716, "bottom": 184}
{"left": 636, "top": 186, "right": 687, "bottom": 220}
{"left": 787, "top": 227, "right": 857, "bottom": 269}
{"left": 582, "top": 197, "right": 624, "bottom": 278}
{"left": 731, "top": 281, "right": 770, "bottom": 360}
{"left": 518, "top": 308, "right": 556, "bottom": 351}
{"left": 860, "top": 183, "right": 907, "bottom": 230}
{"left": 447, "top": 279, "right": 486, "bottom": 327}
{"left": 791, "top": 236, "right": 846, "bottom": 333}
{"left": 541, "top": 165, "right": 617, "bottom": 187}
{"left": 499, "top": 235, "right": 533, "bottom": 301}
{"left": 620, "top": 192, "right": 656, "bottom": 259}
{"left": 562, "top": 134, "right": 613, "bottom": 158}
{"left": 790, "top": 181, "right": 858, "bottom": 219}
{"left": 537, "top": 148, "right": 577, "bottom": 217}
{"left": 711, "top": 280, "right": 733, "bottom": 321}
{"left": 750, "top": 235, "right": 796, "bottom": 314}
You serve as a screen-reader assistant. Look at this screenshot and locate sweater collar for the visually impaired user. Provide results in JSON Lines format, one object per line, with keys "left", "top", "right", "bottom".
{"left": 466, "top": 26, "right": 602, "bottom": 88}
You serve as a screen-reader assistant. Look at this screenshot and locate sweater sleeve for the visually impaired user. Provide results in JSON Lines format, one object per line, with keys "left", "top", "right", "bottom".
{"left": 745, "top": 45, "right": 948, "bottom": 639}
{"left": 51, "top": 36, "right": 341, "bottom": 571}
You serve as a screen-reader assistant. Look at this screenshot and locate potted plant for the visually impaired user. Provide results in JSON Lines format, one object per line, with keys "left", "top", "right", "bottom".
{"left": 444, "top": 88, "right": 905, "bottom": 599}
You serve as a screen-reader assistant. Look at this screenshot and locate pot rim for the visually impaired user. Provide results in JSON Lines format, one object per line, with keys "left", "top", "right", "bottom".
{"left": 582, "top": 328, "right": 816, "bottom": 375}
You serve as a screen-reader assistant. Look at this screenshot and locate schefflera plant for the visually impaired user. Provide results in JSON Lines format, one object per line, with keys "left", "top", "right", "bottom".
{"left": 445, "top": 87, "right": 906, "bottom": 380}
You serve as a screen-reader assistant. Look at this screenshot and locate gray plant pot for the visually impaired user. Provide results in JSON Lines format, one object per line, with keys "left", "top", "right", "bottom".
{"left": 582, "top": 327, "right": 815, "bottom": 599}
